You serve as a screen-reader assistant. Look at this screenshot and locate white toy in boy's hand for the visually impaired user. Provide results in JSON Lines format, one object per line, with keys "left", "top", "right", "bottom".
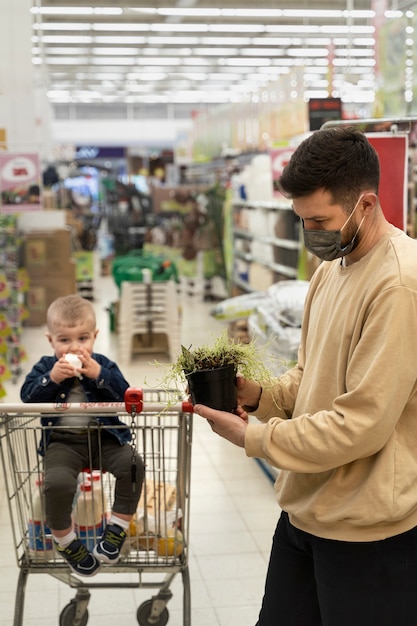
{"left": 64, "top": 353, "right": 82, "bottom": 377}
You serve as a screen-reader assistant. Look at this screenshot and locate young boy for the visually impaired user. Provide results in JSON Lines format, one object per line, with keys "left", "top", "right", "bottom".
{"left": 21, "top": 295, "right": 144, "bottom": 577}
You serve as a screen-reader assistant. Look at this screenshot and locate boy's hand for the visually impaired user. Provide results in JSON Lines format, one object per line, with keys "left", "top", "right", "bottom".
{"left": 76, "top": 349, "right": 101, "bottom": 380}
{"left": 50, "top": 357, "right": 80, "bottom": 384}
{"left": 50, "top": 351, "right": 101, "bottom": 383}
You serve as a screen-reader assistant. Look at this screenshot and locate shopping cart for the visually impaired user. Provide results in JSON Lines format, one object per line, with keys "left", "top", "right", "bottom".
{"left": 0, "top": 388, "right": 194, "bottom": 626}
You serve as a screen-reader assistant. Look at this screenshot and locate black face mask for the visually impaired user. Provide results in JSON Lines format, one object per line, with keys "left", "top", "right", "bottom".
{"left": 302, "top": 196, "right": 365, "bottom": 261}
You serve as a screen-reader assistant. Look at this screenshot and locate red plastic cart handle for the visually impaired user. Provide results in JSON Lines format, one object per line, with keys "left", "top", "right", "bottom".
{"left": 124, "top": 387, "right": 143, "bottom": 414}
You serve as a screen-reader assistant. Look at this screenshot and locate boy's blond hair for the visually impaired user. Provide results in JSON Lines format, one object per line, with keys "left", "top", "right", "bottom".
{"left": 46, "top": 295, "right": 96, "bottom": 331}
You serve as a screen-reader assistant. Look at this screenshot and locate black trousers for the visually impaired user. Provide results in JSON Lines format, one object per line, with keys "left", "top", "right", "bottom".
{"left": 44, "top": 429, "right": 144, "bottom": 531}
{"left": 256, "top": 510, "right": 417, "bottom": 626}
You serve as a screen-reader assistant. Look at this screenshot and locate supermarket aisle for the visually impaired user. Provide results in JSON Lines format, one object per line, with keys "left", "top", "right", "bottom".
{"left": 0, "top": 272, "right": 279, "bottom": 626}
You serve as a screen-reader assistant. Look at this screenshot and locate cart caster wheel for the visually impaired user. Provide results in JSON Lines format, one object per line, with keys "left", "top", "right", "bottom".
{"left": 59, "top": 601, "right": 89, "bottom": 626}
{"left": 137, "top": 600, "right": 169, "bottom": 626}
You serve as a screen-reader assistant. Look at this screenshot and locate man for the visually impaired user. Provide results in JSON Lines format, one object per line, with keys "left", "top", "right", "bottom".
{"left": 194, "top": 127, "right": 417, "bottom": 625}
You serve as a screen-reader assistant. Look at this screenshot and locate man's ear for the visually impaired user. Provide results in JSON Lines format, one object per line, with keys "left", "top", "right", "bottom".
{"left": 361, "top": 192, "right": 378, "bottom": 214}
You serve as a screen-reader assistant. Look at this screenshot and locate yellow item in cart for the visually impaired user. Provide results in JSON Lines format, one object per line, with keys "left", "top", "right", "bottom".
{"left": 154, "top": 529, "right": 184, "bottom": 557}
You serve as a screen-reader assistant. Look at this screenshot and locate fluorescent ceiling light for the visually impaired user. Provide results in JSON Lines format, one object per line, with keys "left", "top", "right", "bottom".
{"left": 221, "top": 58, "right": 272, "bottom": 66}
{"left": 333, "top": 58, "right": 375, "bottom": 67}
{"left": 288, "top": 48, "right": 329, "bottom": 57}
{"left": 34, "top": 36, "right": 94, "bottom": 44}
{"left": 156, "top": 8, "right": 223, "bottom": 17}
{"left": 94, "top": 37, "right": 147, "bottom": 44}
{"left": 31, "top": 7, "right": 122, "bottom": 15}
{"left": 207, "top": 73, "right": 244, "bottom": 81}
{"left": 300, "top": 38, "right": 333, "bottom": 46}
{"left": 257, "top": 66, "right": 290, "bottom": 73}
{"left": 303, "top": 90, "right": 331, "bottom": 98}
{"left": 349, "top": 38, "right": 376, "bottom": 46}
{"left": 92, "top": 48, "right": 141, "bottom": 55}
{"left": 182, "top": 58, "right": 211, "bottom": 66}
{"left": 200, "top": 37, "right": 252, "bottom": 46}
{"left": 182, "top": 73, "right": 209, "bottom": 80}
{"left": 132, "top": 73, "right": 168, "bottom": 81}
{"left": 334, "top": 48, "right": 375, "bottom": 57}
{"left": 91, "top": 24, "right": 150, "bottom": 31}
{"left": 251, "top": 38, "right": 297, "bottom": 46}
{"left": 91, "top": 58, "right": 136, "bottom": 65}
{"left": 77, "top": 73, "right": 126, "bottom": 80}
{"left": 192, "top": 48, "right": 239, "bottom": 56}
{"left": 136, "top": 57, "right": 181, "bottom": 66}
{"left": 321, "top": 26, "right": 374, "bottom": 34}
{"left": 143, "top": 48, "right": 193, "bottom": 56}
{"left": 34, "top": 23, "right": 92, "bottom": 31}
{"left": 146, "top": 37, "right": 199, "bottom": 45}
{"left": 41, "top": 47, "right": 89, "bottom": 55}
{"left": 46, "top": 58, "right": 89, "bottom": 65}
{"left": 129, "top": 7, "right": 374, "bottom": 20}
{"left": 150, "top": 24, "right": 209, "bottom": 32}
{"left": 239, "top": 48, "right": 285, "bottom": 56}
{"left": 281, "top": 9, "right": 373, "bottom": 18}
{"left": 385, "top": 11, "right": 403, "bottom": 18}
{"left": 208, "top": 24, "right": 264, "bottom": 33}
{"left": 303, "top": 67, "right": 329, "bottom": 74}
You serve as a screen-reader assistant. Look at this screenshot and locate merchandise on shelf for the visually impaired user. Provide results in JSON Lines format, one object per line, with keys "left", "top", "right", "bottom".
{"left": 247, "top": 280, "right": 310, "bottom": 374}
{"left": 0, "top": 214, "right": 28, "bottom": 394}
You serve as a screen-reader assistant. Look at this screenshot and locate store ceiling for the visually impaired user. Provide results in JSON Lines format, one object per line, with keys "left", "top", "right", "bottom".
{"left": 31, "top": 0, "right": 414, "bottom": 108}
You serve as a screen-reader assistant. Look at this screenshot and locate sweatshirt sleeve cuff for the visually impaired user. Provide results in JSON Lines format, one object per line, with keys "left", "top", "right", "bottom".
{"left": 245, "top": 423, "right": 265, "bottom": 458}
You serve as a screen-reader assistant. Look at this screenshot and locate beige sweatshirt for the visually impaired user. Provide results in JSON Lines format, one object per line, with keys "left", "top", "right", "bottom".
{"left": 245, "top": 226, "right": 417, "bottom": 541}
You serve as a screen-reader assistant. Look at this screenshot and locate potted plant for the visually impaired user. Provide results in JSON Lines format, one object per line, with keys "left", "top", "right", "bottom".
{"left": 159, "top": 330, "right": 276, "bottom": 412}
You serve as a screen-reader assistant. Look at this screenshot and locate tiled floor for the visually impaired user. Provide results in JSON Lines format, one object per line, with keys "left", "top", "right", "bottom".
{"left": 0, "top": 269, "right": 279, "bottom": 626}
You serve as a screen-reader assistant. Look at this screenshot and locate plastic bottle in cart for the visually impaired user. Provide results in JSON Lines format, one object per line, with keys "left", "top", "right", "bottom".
{"left": 73, "top": 482, "right": 105, "bottom": 551}
{"left": 86, "top": 470, "right": 108, "bottom": 523}
{"left": 28, "top": 478, "right": 54, "bottom": 560}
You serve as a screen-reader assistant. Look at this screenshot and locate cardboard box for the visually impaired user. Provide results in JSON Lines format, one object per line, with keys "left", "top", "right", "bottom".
{"left": 25, "top": 269, "right": 77, "bottom": 327}
{"left": 23, "top": 229, "right": 73, "bottom": 277}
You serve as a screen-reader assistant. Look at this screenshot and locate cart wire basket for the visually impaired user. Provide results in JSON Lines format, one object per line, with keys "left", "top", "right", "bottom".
{"left": 0, "top": 387, "right": 194, "bottom": 626}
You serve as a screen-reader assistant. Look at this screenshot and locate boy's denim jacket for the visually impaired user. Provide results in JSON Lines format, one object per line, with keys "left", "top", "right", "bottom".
{"left": 20, "top": 353, "right": 131, "bottom": 455}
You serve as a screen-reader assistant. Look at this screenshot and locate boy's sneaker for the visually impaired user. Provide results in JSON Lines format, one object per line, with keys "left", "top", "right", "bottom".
{"left": 56, "top": 539, "right": 101, "bottom": 577}
{"left": 93, "top": 523, "right": 127, "bottom": 564}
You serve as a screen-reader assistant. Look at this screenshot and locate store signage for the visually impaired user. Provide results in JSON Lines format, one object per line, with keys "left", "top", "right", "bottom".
{"left": 366, "top": 133, "right": 408, "bottom": 231}
{"left": 0, "top": 153, "right": 41, "bottom": 214}
{"left": 75, "top": 146, "right": 125, "bottom": 159}
{"left": 308, "top": 98, "right": 342, "bottom": 131}
{"left": 270, "top": 147, "right": 297, "bottom": 196}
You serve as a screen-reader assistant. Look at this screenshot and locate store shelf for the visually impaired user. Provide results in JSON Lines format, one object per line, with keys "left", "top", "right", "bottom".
{"left": 232, "top": 199, "right": 301, "bottom": 292}
{"left": 233, "top": 228, "right": 300, "bottom": 251}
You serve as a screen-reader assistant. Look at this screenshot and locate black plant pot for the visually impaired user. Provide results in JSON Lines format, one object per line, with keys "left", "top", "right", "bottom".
{"left": 186, "top": 364, "right": 237, "bottom": 412}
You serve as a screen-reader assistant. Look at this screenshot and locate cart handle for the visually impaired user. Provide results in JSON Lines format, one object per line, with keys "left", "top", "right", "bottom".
{"left": 0, "top": 387, "right": 195, "bottom": 415}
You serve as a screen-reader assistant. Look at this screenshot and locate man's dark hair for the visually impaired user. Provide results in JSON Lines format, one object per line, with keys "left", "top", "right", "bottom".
{"left": 278, "top": 127, "right": 380, "bottom": 210}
